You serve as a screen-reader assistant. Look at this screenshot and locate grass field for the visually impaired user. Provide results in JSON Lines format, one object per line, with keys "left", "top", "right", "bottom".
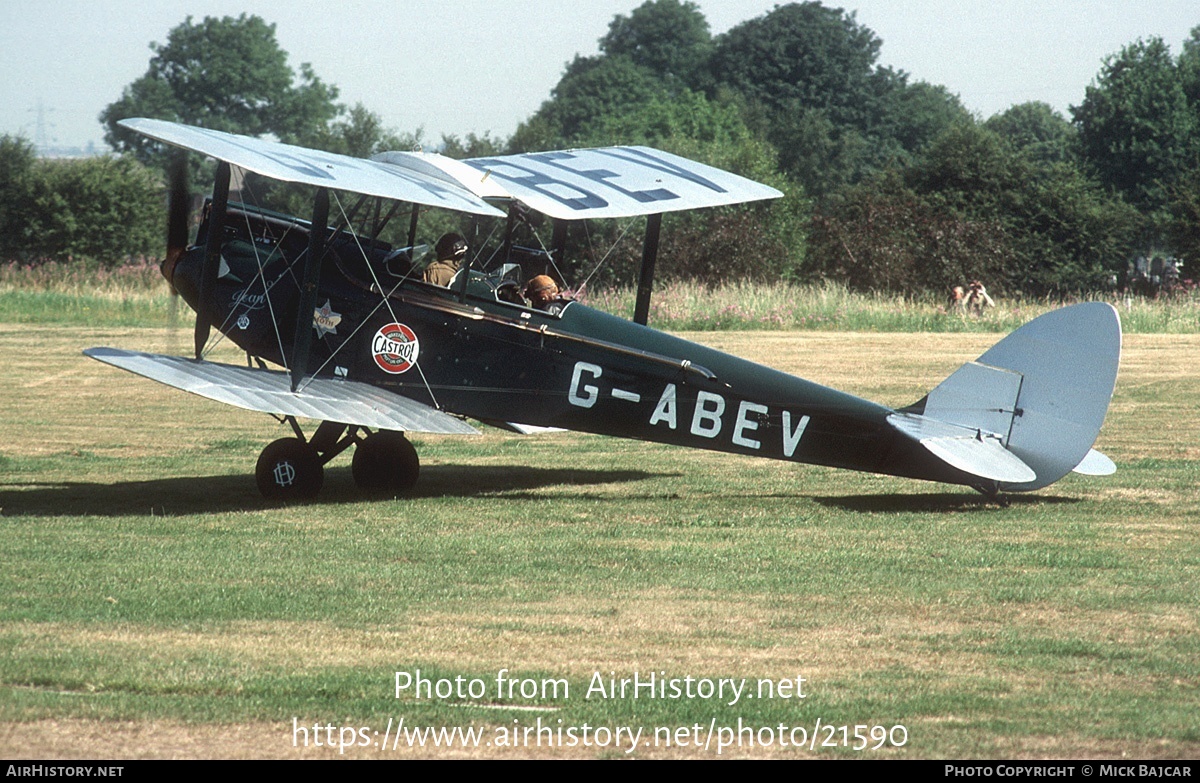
{"left": 1, "top": 321, "right": 1198, "bottom": 759}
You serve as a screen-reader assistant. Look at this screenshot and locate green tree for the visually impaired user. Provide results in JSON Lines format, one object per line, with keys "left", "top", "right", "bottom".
{"left": 510, "top": 55, "right": 668, "bottom": 149}
{"left": 1165, "top": 27, "right": 1200, "bottom": 266}
{"left": 0, "top": 135, "right": 39, "bottom": 260}
{"left": 510, "top": 1, "right": 712, "bottom": 152}
{"left": 810, "top": 124, "right": 1141, "bottom": 295}
{"left": 1177, "top": 25, "right": 1200, "bottom": 109}
{"left": 0, "top": 142, "right": 161, "bottom": 264}
{"left": 505, "top": 113, "right": 561, "bottom": 155}
{"left": 911, "top": 124, "right": 1140, "bottom": 293}
{"left": 908, "top": 123, "right": 1029, "bottom": 216}
{"left": 764, "top": 104, "right": 873, "bottom": 197}
{"left": 707, "top": 3, "right": 885, "bottom": 131}
{"left": 307, "top": 103, "right": 423, "bottom": 158}
{"left": 101, "top": 14, "right": 341, "bottom": 163}
{"left": 885, "top": 80, "right": 972, "bottom": 158}
{"left": 1165, "top": 168, "right": 1200, "bottom": 270}
{"left": 705, "top": 4, "right": 967, "bottom": 196}
{"left": 808, "top": 170, "right": 1010, "bottom": 294}
{"left": 27, "top": 157, "right": 162, "bottom": 262}
{"left": 578, "top": 88, "right": 746, "bottom": 148}
{"left": 985, "top": 102, "right": 1077, "bottom": 165}
{"left": 1072, "top": 37, "right": 1199, "bottom": 214}
{"left": 599, "top": 0, "right": 711, "bottom": 87}
{"left": 440, "top": 131, "right": 504, "bottom": 160}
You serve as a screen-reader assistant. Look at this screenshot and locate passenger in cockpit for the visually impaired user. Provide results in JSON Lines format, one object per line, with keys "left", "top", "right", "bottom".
{"left": 423, "top": 233, "right": 468, "bottom": 286}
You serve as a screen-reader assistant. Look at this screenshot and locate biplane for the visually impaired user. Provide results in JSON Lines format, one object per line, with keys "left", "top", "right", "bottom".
{"left": 86, "top": 118, "right": 1121, "bottom": 503}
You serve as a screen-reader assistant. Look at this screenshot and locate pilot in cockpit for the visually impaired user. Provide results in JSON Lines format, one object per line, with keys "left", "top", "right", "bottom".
{"left": 423, "top": 233, "right": 468, "bottom": 286}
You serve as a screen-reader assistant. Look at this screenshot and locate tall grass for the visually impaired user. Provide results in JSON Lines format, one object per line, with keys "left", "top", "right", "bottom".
{"left": 0, "top": 259, "right": 171, "bottom": 326}
{"left": 580, "top": 279, "right": 1200, "bottom": 333}
{"left": 3, "top": 261, "right": 1197, "bottom": 332}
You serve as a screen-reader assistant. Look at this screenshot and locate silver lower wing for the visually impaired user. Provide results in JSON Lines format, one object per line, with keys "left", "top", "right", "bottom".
{"left": 84, "top": 347, "right": 478, "bottom": 435}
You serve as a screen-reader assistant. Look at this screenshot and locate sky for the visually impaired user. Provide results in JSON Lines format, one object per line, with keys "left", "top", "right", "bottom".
{"left": 1, "top": 0, "right": 1197, "bottom": 152}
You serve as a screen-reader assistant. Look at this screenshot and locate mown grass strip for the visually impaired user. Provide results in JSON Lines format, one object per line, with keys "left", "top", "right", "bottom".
{"left": 1, "top": 326, "right": 1197, "bottom": 757}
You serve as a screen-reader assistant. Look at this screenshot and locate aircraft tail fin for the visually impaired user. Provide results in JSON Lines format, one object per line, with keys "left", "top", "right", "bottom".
{"left": 896, "top": 302, "right": 1121, "bottom": 491}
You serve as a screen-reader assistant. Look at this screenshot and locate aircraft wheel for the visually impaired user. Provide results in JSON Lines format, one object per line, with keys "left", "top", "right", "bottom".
{"left": 352, "top": 431, "right": 419, "bottom": 494}
{"left": 256, "top": 438, "right": 323, "bottom": 501}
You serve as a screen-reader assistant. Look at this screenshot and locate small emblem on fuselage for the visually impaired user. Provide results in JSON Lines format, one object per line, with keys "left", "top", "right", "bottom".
{"left": 371, "top": 322, "right": 420, "bottom": 374}
{"left": 313, "top": 300, "right": 342, "bottom": 337}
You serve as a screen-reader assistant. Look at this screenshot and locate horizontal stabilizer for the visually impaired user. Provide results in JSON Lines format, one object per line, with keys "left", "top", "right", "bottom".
{"left": 1073, "top": 449, "right": 1117, "bottom": 476}
{"left": 84, "top": 347, "right": 479, "bottom": 435}
{"left": 888, "top": 412, "right": 1037, "bottom": 484}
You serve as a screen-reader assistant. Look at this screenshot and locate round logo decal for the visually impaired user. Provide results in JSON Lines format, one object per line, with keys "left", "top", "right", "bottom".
{"left": 273, "top": 460, "right": 296, "bottom": 487}
{"left": 371, "top": 322, "right": 420, "bottom": 374}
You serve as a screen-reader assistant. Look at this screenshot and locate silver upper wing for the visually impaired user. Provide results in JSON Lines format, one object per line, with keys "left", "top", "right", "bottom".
{"left": 374, "top": 146, "right": 783, "bottom": 220}
{"left": 121, "top": 119, "right": 780, "bottom": 221}
{"left": 118, "top": 118, "right": 505, "bottom": 217}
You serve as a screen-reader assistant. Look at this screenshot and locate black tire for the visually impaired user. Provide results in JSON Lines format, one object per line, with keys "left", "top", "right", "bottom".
{"left": 352, "top": 431, "right": 419, "bottom": 494}
{"left": 256, "top": 437, "right": 323, "bottom": 501}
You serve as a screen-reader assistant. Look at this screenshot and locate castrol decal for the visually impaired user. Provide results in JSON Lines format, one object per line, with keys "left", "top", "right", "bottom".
{"left": 371, "top": 322, "right": 420, "bottom": 374}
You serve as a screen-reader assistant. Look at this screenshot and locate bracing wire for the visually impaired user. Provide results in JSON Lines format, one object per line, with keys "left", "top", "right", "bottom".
{"left": 202, "top": 166, "right": 303, "bottom": 368}
{"left": 296, "top": 192, "right": 444, "bottom": 410}
{"left": 578, "top": 217, "right": 638, "bottom": 293}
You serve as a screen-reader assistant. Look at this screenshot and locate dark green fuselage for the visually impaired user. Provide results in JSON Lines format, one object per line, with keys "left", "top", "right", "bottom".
{"left": 173, "top": 205, "right": 965, "bottom": 488}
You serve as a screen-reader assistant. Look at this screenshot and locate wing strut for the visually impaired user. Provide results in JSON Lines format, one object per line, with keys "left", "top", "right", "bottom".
{"left": 551, "top": 219, "right": 569, "bottom": 275}
{"left": 633, "top": 213, "right": 662, "bottom": 326}
{"left": 196, "top": 161, "right": 231, "bottom": 358}
{"left": 406, "top": 203, "right": 420, "bottom": 251}
{"left": 289, "top": 187, "right": 330, "bottom": 392}
{"left": 501, "top": 204, "right": 518, "bottom": 268}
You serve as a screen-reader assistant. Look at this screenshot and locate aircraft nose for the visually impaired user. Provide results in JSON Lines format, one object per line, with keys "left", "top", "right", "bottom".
{"left": 162, "top": 245, "right": 201, "bottom": 312}
{"left": 161, "top": 249, "right": 181, "bottom": 286}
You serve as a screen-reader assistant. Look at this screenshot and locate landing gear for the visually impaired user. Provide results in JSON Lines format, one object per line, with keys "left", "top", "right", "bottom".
{"left": 352, "top": 430, "right": 420, "bottom": 494}
{"left": 256, "top": 437, "right": 323, "bottom": 501}
{"left": 253, "top": 417, "right": 420, "bottom": 500}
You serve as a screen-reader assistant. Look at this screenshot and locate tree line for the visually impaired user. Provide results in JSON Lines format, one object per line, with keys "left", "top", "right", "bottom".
{"left": 2, "top": 4, "right": 1198, "bottom": 297}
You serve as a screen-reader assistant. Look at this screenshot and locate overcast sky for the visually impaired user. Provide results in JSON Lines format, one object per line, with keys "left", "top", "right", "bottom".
{"left": 1, "top": 1, "right": 1196, "bottom": 151}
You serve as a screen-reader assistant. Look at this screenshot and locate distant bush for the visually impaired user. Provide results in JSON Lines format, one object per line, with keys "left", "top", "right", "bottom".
{"left": 806, "top": 125, "right": 1142, "bottom": 297}
{"left": 0, "top": 135, "right": 162, "bottom": 265}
